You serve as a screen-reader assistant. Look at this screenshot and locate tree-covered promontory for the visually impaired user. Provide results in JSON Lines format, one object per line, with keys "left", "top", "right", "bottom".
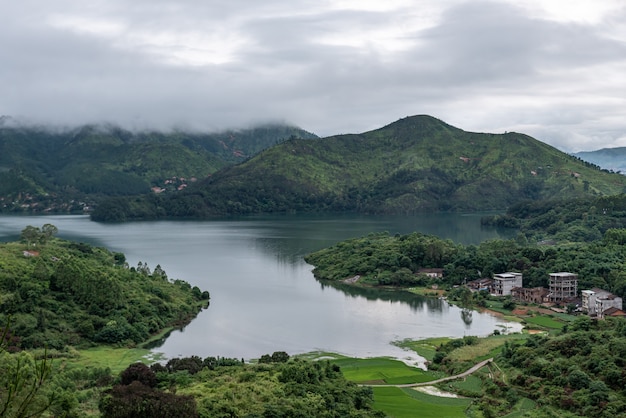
{"left": 0, "top": 225, "right": 210, "bottom": 350}
{"left": 304, "top": 228, "right": 626, "bottom": 298}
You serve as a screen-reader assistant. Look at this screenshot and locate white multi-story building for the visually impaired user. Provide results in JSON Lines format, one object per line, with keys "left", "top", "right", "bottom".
{"left": 492, "top": 272, "right": 523, "bottom": 296}
{"left": 596, "top": 294, "right": 623, "bottom": 318}
{"left": 581, "top": 288, "right": 611, "bottom": 315}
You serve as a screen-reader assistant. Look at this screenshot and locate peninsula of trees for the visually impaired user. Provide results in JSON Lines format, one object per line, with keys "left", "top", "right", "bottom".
{"left": 0, "top": 224, "right": 210, "bottom": 350}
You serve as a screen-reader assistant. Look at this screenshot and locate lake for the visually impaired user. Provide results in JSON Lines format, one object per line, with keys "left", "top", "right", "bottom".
{"left": 0, "top": 213, "right": 520, "bottom": 366}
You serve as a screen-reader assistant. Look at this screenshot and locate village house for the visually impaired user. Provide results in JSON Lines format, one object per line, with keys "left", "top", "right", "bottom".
{"left": 511, "top": 287, "right": 549, "bottom": 304}
{"left": 492, "top": 272, "right": 523, "bottom": 297}
{"left": 596, "top": 294, "right": 623, "bottom": 319}
{"left": 601, "top": 307, "right": 626, "bottom": 318}
{"left": 417, "top": 268, "right": 444, "bottom": 279}
{"left": 548, "top": 272, "right": 578, "bottom": 303}
{"left": 581, "top": 288, "right": 612, "bottom": 316}
{"left": 466, "top": 278, "right": 493, "bottom": 293}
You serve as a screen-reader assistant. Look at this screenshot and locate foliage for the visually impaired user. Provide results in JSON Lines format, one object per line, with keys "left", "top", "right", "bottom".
{"left": 90, "top": 115, "right": 626, "bottom": 221}
{"left": 498, "top": 317, "right": 626, "bottom": 417}
{"left": 0, "top": 225, "right": 210, "bottom": 350}
{"left": 0, "top": 317, "right": 58, "bottom": 418}
{"left": 103, "top": 355, "right": 383, "bottom": 418}
{"left": 99, "top": 381, "right": 199, "bottom": 418}
{"left": 304, "top": 229, "right": 626, "bottom": 300}
{"left": 0, "top": 122, "right": 316, "bottom": 214}
{"left": 482, "top": 193, "right": 626, "bottom": 243}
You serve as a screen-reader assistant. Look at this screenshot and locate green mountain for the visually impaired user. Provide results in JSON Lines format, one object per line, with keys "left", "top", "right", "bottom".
{"left": 92, "top": 115, "right": 626, "bottom": 221}
{"left": 574, "top": 147, "right": 626, "bottom": 174}
{"left": 0, "top": 121, "right": 317, "bottom": 213}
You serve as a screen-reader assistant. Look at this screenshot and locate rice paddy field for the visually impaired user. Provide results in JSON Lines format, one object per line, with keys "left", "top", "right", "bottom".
{"left": 372, "top": 387, "right": 472, "bottom": 418}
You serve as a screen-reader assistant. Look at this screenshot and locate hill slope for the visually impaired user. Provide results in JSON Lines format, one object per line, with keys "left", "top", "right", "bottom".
{"left": 92, "top": 115, "right": 626, "bottom": 221}
{"left": 0, "top": 122, "right": 317, "bottom": 213}
{"left": 574, "top": 147, "right": 626, "bottom": 174}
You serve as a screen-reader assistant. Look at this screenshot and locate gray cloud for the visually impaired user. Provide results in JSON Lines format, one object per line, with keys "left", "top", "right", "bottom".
{"left": 1, "top": 0, "right": 625, "bottom": 151}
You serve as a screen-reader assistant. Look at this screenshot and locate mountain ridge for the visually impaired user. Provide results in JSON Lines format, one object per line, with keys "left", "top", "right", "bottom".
{"left": 91, "top": 115, "right": 626, "bottom": 221}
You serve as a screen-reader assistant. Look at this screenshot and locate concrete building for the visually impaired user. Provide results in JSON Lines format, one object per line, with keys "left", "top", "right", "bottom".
{"left": 548, "top": 272, "right": 578, "bottom": 303}
{"left": 512, "top": 287, "right": 549, "bottom": 304}
{"left": 492, "top": 272, "right": 523, "bottom": 296}
{"left": 581, "top": 288, "right": 611, "bottom": 316}
{"left": 596, "top": 294, "right": 623, "bottom": 319}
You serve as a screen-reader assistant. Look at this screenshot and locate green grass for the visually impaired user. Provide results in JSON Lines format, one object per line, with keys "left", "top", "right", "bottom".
{"left": 373, "top": 387, "right": 472, "bottom": 418}
{"left": 442, "top": 375, "right": 484, "bottom": 396}
{"left": 502, "top": 398, "right": 537, "bottom": 417}
{"left": 447, "top": 334, "right": 527, "bottom": 362}
{"left": 332, "top": 357, "right": 442, "bottom": 385}
{"left": 393, "top": 337, "right": 452, "bottom": 361}
{"left": 524, "top": 315, "right": 565, "bottom": 330}
{"left": 65, "top": 346, "right": 164, "bottom": 374}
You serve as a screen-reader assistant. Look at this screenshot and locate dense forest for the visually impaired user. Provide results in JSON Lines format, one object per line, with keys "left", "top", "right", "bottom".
{"left": 481, "top": 193, "right": 626, "bottom": 243}
{"left": 0, "top": 122, "right": 316, "bottom": 213}
{"left": 0, "top": 225, "right": 210, "bottom": 350}
{"left": 305, "top": 195, "right": 626, "bottom": 298}
{"left": 91, "top": 115, "right": 626, "bottom": 222}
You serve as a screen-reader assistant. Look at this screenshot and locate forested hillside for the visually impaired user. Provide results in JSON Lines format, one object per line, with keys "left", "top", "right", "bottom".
{"left": 0, "top": 121, "right": 316, "bottom": 213}
{"left": 92, "top": 115, "right": 626, "bottom": 221}
{"left": 482, "top": 193, "right": 626, "bottom": 242}
{"left": 0, "top": 224, "right": 210, "bottom": 350}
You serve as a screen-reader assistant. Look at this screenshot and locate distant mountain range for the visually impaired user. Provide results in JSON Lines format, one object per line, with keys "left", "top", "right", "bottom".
{"left": 573, "top": 148, "right": 626, "bottom": 174}
{"left": 0, "top": 122, "right": 316, "bottom": 213}
{"left": 88, "top": 115, "right": 626, "bottom": 221}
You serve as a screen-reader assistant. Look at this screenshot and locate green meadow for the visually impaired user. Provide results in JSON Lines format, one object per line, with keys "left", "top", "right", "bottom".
{"left": 331, "top": 356, "right": 442, "bottom": 385}
{"left": 373, "top": 387, "right": 472, "bottom": 418}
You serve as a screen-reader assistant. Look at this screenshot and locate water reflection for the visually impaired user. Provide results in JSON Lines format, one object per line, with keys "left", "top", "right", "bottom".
{"left": 320, "top": 280, "right": 447, "bottom": 313}
{"left": 0, "top": 213, "right": 521, "bottom": 362}
{"left": 461, "top": 309, "right": 473, "bottom": 326}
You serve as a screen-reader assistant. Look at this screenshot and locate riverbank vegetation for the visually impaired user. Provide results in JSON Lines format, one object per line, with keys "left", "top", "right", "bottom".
{"left": 305, "top": 226, "right": 626, "bottom": 299}
{"left": 0, "top": 226, "right": 210, "bottom": 350}
{"left": 0, "top": 225, "right": 211, "bottom": 416}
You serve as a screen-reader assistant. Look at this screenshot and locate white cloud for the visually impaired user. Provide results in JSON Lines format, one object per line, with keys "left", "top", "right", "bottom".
{"left": 1, "top": 0, "right": 625, "bottom": 152}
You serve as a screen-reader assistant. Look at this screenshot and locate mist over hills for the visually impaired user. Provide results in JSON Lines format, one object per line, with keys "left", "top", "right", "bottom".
{"left": 0, "top": 122, "right": 316, "bottom": 213}
{"left": 88, "top": 115, "right": 626, "bottom": 221}
{"left": 574, "top": 147, "right": 626, "bottom": 175}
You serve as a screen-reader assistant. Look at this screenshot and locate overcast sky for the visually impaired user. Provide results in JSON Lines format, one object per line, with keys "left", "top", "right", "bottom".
{"left": 2, "top": 0, "right": 625, "bottom": 152}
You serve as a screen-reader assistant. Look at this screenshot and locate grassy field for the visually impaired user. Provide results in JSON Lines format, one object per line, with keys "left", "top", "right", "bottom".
{"left": 373, "top": 387, "right": 472, "bottom": 418}
{"left": 446, "top": 334, "right": 527, "bottom": 362}
{"left": 64, "top": 346, "right": 163, "bottom": 374}
{"left": 523, "top": 315, "right": 565, "bottom": 330}
{"left": 332, "top": 357, "right": 443, "bottom": 385}
{"left": 392, "top": 337, "right": 452, "bottom": 361}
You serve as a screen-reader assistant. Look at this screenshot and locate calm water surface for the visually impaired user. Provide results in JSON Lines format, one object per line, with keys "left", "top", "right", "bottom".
{"left": 0, "top": 213, "right": 519, "bottom": 365}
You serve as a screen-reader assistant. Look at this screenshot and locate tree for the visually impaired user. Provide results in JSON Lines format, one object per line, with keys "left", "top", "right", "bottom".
{"left": 40, "top": 224, "right": 58, "bottom": 244}
{"left": 20, "top": 226, "right": 40, "bottom": 248}
{"left": 0, "top": 319, "right": 57, "bottom": 418}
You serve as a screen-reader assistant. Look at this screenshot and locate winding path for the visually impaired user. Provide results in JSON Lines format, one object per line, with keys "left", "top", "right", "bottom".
{"left": 363, "top": 358, "right": 493, "bottom": 388}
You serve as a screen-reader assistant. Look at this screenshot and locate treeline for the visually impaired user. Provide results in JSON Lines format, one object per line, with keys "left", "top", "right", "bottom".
{"left": 0, "top": 225, "right": 210, "bottom": 350}
{"left": 304, "top": 229, "right": 626, "bottom": 298}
